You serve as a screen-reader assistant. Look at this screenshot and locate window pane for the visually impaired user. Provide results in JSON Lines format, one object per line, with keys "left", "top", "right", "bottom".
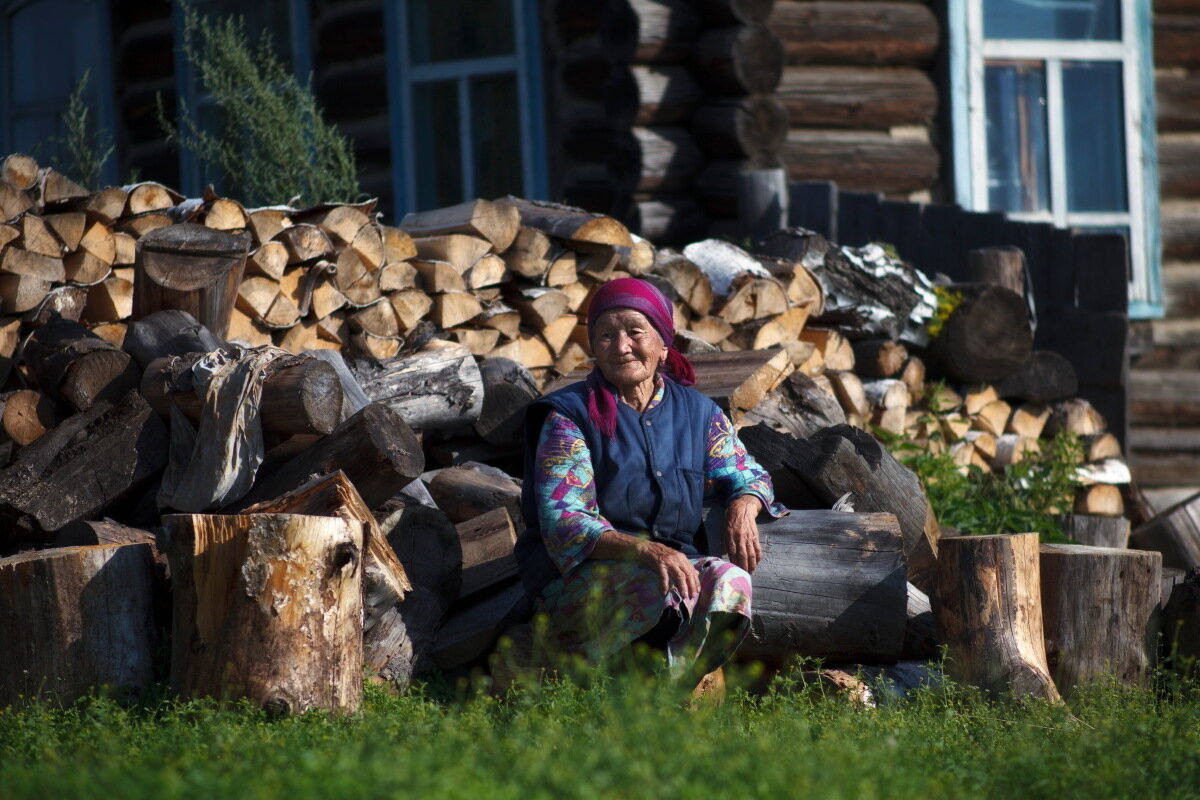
{"left": 408, "top": 0, "right": 515, "bottom": 64}
{"left": 985, "top": 62, "right": 1051, "bottom": 213}
{"left": 471, "top": 74, "right": 523, "bottom": 199}
{"left": 1063, "top": 61, "right": 1127, "bottom": 213}
{"left": 193, "top": 0, "right": 297, "bottom": 70}
{"left": 413, "top": 80, "right": 463, "bottom": 209}
{"left": 983, "top": 0, "right": 1120, "bottom": 41}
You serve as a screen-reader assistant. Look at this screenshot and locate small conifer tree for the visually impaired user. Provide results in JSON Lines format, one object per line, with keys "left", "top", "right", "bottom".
{"left": 55, "top": 69, "right": 115, "bottom": 188}
{"left": 158, "top": 1, "right": 359, "bottom": 205}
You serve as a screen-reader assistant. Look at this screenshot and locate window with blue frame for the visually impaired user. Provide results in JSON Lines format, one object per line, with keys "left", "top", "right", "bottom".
{"left": 950, "top": 0, "right": 1161, "bottom": 317}
{"left": 0, "top": 0, "right": 117, "bottom": 186}
{"left": 386, "top": 0, "right": 547, "bottom": 217}
{"left": 172, "top": 0, "right": 312, "bottom": 197}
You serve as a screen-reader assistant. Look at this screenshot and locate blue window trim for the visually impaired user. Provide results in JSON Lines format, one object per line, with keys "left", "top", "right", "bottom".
{"left": 385, "top": 0, "right": 549, "bottom": 219}
{"left": 0, "top": 0, "right": 118, "bottom": 186}
{"left": 172, "top": 0, "right": 312, "bottom": 197}
{"left": 948, "top": 1, "right": 1163, "bottom": 318}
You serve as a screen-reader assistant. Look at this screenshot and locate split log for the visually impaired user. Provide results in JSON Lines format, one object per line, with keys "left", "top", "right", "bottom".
{"left": 1039, "top": 544, "right": 1161, "bottom": 695}
{"left": 903, "top": 582, "right": 939, "bottom": 661}
{"left": 927, "top": 284, "right": 1033, "bottom": 383}
{"left": 133, "top": 224, "right": 251, "bottom": 340}
{"left": 2, "top": 247, "right": 64, "bottom": 281}
{"left": 0, "top": 274, "right": 51, "bottom": 313}
{"left": 123, "top": 181, "right": 180, "bottom": 215}
{"left": 2, "top": 153, "right": 38, "bottom": 190}
{"left": 691, "top": 24, "right": 783, "bottom": 95}
{"left": 427, "top": 464, "right": 523, "bottom": 526}
{"left": 140, "top": 352, "right": 343, "bottom": 435}
{"left": 0, "top": 543, "right": 156, "bottom": 706}
{"left": 412, "top": 234, "right": 493, "bottom": 273}
{"left": 995, "top": 351, "right": 1079, "bottom": 403}
{"left": 827, "top": 370, "right": 869, "bottom": 423}
{"left": 1045, "top": 398, "right": 1106, "bottom": 438}
{"left": 235, "top": 402, "right": 423, "bottom": 512}
{"left": 852, "top": 340, "right": 907, "bottom": 378}
{"left": 0, "top": 391, "right": 168, "bottom": 546}
{"left": 1007, "top": 403, "right": 1051, "bottom": 439}
{"left": 24, "top": 318, "right": 141, "bottom": 412}
{"left": 1081, "top": 433, "right": 1122, "bottom": 462}
{"left": 702, "top": 510, "right": 906, "bottom": 665}
{"left": 275, "top": 223, "right": 334, "bottom": 264}
{"left": 455, "top": 507, "right": 518, "bottom": 599}
{"left": 971, "top": 399, "right": 1012, "bottom": 438}
{"left": 474, "top": 357, "right": 540, "bottom": 446}
{"left": 374, "top": 498, "right": 463, "bottom": 684}
{"left": 653, "top": 252, "right": 713, "bottom": 317}
{"left": 739, "top": 371, "right": 846, "bottom": 439}
{"left": 968, "top": 246, "right": 1028, "bottom": 296}
{"left": 350, "top": 340, "right": 484, "bottom": 432}
{"left": 400, "top": 199, "right": 520, "bottom": 252}
{"left": 766, "top": 424, "right": 938, "bottom": 591}
{"left": 241, "top": 471, "right": 414, "bottom": 678}
{"left": 1075, "top": 485, "right": 1124, "bottom": 517}
{"left": 500, "top": 197, "right": 633, "bottom": 250}
{"left": 23, "top": 285, "right": 87, "bottom": 327}
{"left": 40, "top": 169, "right": 88, "bottom": 207}
{"left": 934, "top": 533, "right": 1061, "bottom": 702}
{"left": 52, "top": 519, "right": 159, "bottom": 556}
{"left": 122, "top": 309, "right": 224, "bottom": 369}
{"left": 798, "top": 327, "right": 855, "bottom": 371}
{"left": 164, "top": 513, "right": 363, "bottom": 714}
{"left": 1130, "top": 493, "right": 1200, "bottom": 570}
{"left": 1, "top": 389, "right": 58, "bottom": 446}
{"left": 74, "top": 187, "right": 128, "bottom": 225}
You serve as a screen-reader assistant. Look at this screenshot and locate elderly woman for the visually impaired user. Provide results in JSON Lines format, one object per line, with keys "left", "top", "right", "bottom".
{"left": 515, "top": 277, "right": 785, "bottom": 684}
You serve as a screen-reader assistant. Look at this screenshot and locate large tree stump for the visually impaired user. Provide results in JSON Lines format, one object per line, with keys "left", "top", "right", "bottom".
{"left": 164, "top": 513, "right": 363, "bottom": 714}
{"left": 1039, "top": 543, "right": 1161, "bottom": 695}
{"left": 236, "top": 402, "right": 423, "bottom": 511}
{"left": 927, "top": 283, "right": 1033, "bottom": 383}
{"left": 702, "top": 510, "right": 907, "bottom": 666}
{"left": 133, "top": 224, "right": 251, "bottom": 340}
{"left": 1130, "top": 492, "right": 1200, "bottom": 570}
{"left": 350, "top": 340, "right": 484, "bottom": 432}
{"left": 0, "top": 543, "right": 156, "bottom": 706}
{"left": 934, "top": 533, "right": 1061, "bottom": 702}
{"left": 0, "top": 391, "right": 168, "bottom": 548}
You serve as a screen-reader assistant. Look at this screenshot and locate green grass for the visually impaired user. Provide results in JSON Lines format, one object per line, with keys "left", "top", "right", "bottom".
{"left": 2, "top": 672, "right": 1199, "bottom": 800}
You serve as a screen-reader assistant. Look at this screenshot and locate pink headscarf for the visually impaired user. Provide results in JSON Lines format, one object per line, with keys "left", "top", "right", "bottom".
{"left": 585, "top": 277, "right": 696, "bottom": 438}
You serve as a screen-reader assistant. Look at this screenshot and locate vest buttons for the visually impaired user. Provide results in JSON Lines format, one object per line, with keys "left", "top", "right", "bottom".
{"left": 645, "top": 420, "right": 652, "bottom": 426}
{"left": 655, "top": 470, "right": 662, "bottom": 477}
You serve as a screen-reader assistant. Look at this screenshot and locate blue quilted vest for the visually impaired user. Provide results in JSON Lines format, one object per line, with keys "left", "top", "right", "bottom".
{"left": 515, "top": 378, "right": 717, "bottom": 596}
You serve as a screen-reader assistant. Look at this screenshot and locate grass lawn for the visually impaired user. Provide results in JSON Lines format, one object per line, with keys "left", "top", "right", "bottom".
{"left": 2, "top": 669, "right": 1198, "bottom": 800}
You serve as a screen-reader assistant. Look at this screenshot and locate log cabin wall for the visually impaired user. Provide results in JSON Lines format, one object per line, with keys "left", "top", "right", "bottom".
{"left": 766, "top": 0, "right": 943, "bottom": 202}
{"left": 547, "top": 0, "right": 789, "bottom": 245}
{"left": 1127, "top": 0, "right": 1200, "bottom": 495}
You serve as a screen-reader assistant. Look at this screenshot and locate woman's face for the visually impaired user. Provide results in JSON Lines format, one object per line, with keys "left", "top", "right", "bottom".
{"left": 590, "top": 308, "right": 667, "bottom": 390}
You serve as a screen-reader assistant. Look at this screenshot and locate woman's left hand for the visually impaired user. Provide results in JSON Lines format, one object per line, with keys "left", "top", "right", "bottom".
{"left": 723, "top": 494, "right": 763, "bottom": 573}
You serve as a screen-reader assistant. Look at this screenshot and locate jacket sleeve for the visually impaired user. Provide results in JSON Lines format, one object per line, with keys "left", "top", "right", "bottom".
{"left": 703, "top": 408, "right": 788, "bottom": 517}
{"left": 531, "top": 410, "right": 617, "bottom": 576}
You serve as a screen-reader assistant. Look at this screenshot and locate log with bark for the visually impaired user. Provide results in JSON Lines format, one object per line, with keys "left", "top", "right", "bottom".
{"left": 700, "top": 509, "right": 907, "bottom": 665}
{"left": 1039, "top": 543, "right": 1161, "bottom": 695}
{"left": 500, "top": 196, "right": 633, "bottom": 250}
{"left": 934, "top": 533, "right": 1061, "bottom": 702}
{"left": 400, "top": 199, "right": 520, "bottom": 253}
{"left": 164, "top": 512, "right": 363, "bottom": 714}
{"left": 24, "top": 318, "right": 141, "bottom": 412}
{"left": 427, "top": 464, "right": 524, "bottom": 527}
{"left": 0, "top": 543, "right": 156, "bottom": 706}
{"left": 927, "top": 284, "right": 1034, "bottom": 384}
{"left": 133, "top": 224, "right": 252, "bottom": 340}
{"left": 235, "top": 402, "right": 423, "bottom": 512}
{"left": 0, "top": 391, "right": 168, "bottom": 548}
{"left": 121, "top": 310, "right": 225, "bottom": 369}
{"left": 995, "top": 351, "right": 1079, "bottom": 403}
{"left": 474, "top": 357, "right": 540, "bottom": 446}
{"left": 738, "top": 371, "right": 846, "bottom": 440}
{"left": 350, "top": 340, "right": 484, "bottom": 432}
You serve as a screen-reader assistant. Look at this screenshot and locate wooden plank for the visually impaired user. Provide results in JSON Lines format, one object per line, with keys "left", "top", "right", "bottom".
{"left": 768, "top": 1, "right": 939, "bottom": 67}
{"left": 783, "top": 130, "right": 939, "bottom": 195}
{"left": 1039, "top": 308, "right": 1129, "bottom": 388}
{"left": 875, "top": 199, "right": 922, "bottom": 264}
{"left": 1072, "top": 232, "right": 1130, "bottom": 313}
{"left": 1129, "top": 370, "right": 1200, "bottom": 425}
{"left": 787, "top": 180, "right": 838, "bottom": 240}
{"left": 777, "top": 65, "right": 937, "bottom": 130}
{"left": 836, "top": 190, "right": 882, "bottom": 247}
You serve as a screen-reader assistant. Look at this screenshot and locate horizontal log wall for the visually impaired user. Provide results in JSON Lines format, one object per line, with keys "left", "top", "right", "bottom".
{"left": 1132, "top": 1, "right": 1200, "bottom": 486}
{"left": 768, "top": 0, "right": 942, "bottom": 203}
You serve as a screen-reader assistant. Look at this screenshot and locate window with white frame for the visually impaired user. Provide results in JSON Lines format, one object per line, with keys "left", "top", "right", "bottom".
{"left": 385, "top": 0, "right": 548, "bottom": 216}
{"left": 950, "top": 0, "right": 1161, "bottom": 316}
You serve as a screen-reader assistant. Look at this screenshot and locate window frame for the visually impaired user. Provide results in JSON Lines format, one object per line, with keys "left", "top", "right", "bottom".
{"left": 171, "top": 0, "right": 313, "bottom": 197}
{"left": 0, "top": 0, "right": 118, "bottom": 186}
{"left": 949, "top": 0, "right": 1162, "bottom": 317}
{"left": 384, "top": 0, "right": 548, "bottom": 217}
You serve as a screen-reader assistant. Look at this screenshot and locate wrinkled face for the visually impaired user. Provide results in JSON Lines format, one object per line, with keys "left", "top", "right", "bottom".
{"left": 590, "top": 308, "right": 668, "bottom": 390}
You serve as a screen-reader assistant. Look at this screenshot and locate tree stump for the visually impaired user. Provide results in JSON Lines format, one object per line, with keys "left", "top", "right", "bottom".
{"left": 133, "top": 224, "right": 251, "bottom": 341}
{"left": 703, "top": 510, "right": 908, "bottom": 666}
{"left": 0, "top": 543, "right": 156, "bottom": 706}
{"left": 1039, "top": 543, "right": 1161, "bottom": 695}
{"left": 927, "top": 283, "right": 1033, "bottom": 383}
{"left": 934, "top": 533, "right": 1061, "bottom": 702}
{"left": 164, "top": 513, "right": 363, "bottom": 714}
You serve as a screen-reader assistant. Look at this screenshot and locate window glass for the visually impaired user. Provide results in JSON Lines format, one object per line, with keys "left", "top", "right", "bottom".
{"left": 985, "top": 61, "right": 1051, "bottom": 213}
{"left": 413, "top": 80, "right": 463, "bottom": 209}
{"left": 408, "top": 0, "right": 515, "bottom": 65}
{"left": 1062, "top": 61, "right": 1127, "bottom": 212}
{"left": 983, "top": 0, "right": 1120, "bottom": 41}
{"left": 470, "top": 74, "right": 522, "bottom": 200}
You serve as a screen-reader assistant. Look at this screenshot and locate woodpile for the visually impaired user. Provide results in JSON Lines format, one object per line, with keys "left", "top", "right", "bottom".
{"left": 0, "top": 161, "right": 1173, "bottom": 707}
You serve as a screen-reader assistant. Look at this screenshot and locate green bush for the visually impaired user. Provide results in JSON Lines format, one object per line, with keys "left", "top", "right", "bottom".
{"left": 53, "top": 69, "right": 114, "bottom": 188}
{"left": 157, "top": 2, "right": 359, "bottom": 206}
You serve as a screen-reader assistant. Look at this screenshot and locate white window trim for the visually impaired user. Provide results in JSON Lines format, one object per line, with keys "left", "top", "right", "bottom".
{"left": 952, "top": 0, "right": 1162, "bottom": 316}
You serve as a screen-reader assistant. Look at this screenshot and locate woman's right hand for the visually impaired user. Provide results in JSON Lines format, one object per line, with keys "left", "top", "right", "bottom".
{"left": 634, "top": 539, "right": 700, "bottom": 600}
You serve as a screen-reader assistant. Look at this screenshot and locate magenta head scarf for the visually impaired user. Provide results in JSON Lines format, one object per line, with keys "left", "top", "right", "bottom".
{"left": 585, "top": 277, "right": 696, "bottom": 438}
